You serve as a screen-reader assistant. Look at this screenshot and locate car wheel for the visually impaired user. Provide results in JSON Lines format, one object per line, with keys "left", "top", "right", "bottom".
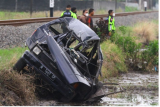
{"left": 13, "top": 57, "right": 26, "bottom": 72}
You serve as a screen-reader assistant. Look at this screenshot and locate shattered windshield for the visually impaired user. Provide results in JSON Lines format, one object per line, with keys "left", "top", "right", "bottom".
{"left": 49, "top": 23, "right": 68, "bottom": 35}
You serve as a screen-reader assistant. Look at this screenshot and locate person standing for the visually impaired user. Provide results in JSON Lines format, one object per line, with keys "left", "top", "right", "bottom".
{"left": 86, "top": 8, "right": 94, "bottom": 29}
{"left": 61, "top": 5, "right": 77, "bottom": 19}
{"left": 78, "top": 9, "right": 88, "bottom": 24}
{"left": 108, "top": 10, "right": 115, "bottom": 36}
{"left": 71, "top": 7, "right": 77, "bottom": 19}
{"left": 144, "top": 0, "right": 147, "bottom": 11}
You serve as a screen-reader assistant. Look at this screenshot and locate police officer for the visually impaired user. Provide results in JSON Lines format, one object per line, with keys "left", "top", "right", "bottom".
{"left": 108, "top": 10, "right": 115, "bottom": 36}
{"left": 71, "top": 7, "right": 77, "bottom": 19}
{"left": 61, "top": 5, "right": 77, "bottom": 19}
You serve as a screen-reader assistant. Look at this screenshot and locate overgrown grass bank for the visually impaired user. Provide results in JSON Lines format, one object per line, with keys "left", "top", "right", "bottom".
{"left": 100, "top": 40, "right": 127, "bottom": 80}
{"left": 94, "top": 20, "right": 158, "bottom": 73}
{"left": 0, "top": 47, "right": 36, "bottom": 105}
{"left": 0, "top": 69, "right": 36, "bottom": 105}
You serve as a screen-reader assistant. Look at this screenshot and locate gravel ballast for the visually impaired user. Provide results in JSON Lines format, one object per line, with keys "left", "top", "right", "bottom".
{"left": 0, "top": 12, "right": 158, "bottom": 49}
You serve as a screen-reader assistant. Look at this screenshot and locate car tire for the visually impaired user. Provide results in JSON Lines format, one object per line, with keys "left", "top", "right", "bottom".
{"left": 13, "top": 57, "right": 26, "bottom": 72}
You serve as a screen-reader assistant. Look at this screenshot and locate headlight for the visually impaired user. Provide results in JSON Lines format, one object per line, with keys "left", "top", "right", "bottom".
{"left": 33, "top": 46, "right": 41, "bottom": 55}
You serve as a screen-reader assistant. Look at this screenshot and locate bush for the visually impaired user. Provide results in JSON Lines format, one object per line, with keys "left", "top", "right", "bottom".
{"left": 93, "top": 18, "right": 107, "bottom": 42}
{"left": 110, "top": 26, "right": 158, "bottom": 71}
{"left": 94, "top": 19, "right": 158, "bottom": 73}
{"left": 111, "top": 26, "right": 142, "bottom": 60}
{"left": 100, "top": 40, "right": 127, "bottom": 80}
{"left": 132, "top": 21, "right": 158, "bottom": 45}
{"left": 140, "top": 40, "right": 158, "bottom": 71}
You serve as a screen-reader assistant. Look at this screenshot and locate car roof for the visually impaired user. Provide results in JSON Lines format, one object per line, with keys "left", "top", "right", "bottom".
{"left": 46, "top": 17, "right": 100, "bottom": 41}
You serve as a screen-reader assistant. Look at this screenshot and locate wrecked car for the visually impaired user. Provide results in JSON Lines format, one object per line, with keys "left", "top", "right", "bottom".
{"left": 13, "top": 17, "right": 103, "bottom": 102}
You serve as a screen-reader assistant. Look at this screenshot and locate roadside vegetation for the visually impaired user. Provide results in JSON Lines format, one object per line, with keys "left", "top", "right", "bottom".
{"left": 100, "top": 40, "right": 127, "bottom": 80}
{"left": 94, "top": 20, "right": 158, "bottom": 74}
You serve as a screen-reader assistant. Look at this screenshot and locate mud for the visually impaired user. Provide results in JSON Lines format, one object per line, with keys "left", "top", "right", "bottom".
{"left": 101, "top": 72, "right": 159, "bottom": 106}
{"left": 31, "top": 72, "right": 158, "bottom": 106}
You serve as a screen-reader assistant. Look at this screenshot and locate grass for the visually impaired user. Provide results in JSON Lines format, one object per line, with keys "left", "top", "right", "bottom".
{"left": 100, "top": 40, "right": 127, "bottom": 80}
{"left": 0, "top": 47, "right": 37, "bottom": 105}
{"left": 0, "top": 8, "right": 142, "bottom": 20}
{"left": 0, "top": 47, "right": 27, "bottom": 70}
{"left": 94, "top": 19, "right": 158, "bottom": 72}
{"left": 0, "top": 10, "right": 114, "bottom": 20}
{"left": 110, "top": 24, "right": 158, "bottom": 71}
{"left": 0, "top": 11, "right": 57, "bottom": 20}
{"left": 125, "top": 6, "right": 139, "bottom": 12}
{"left": 132, "top": 20, "right": 158, "bottom": 45}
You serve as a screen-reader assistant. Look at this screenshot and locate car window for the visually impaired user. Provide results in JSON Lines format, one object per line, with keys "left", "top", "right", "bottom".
{"left": 50, "top": 23, "right": 68, "bottom": 35}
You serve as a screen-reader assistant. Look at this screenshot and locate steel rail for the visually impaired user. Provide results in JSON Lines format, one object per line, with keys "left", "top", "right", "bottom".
{"left": 0, "top": 11, "right": 158, "bottom": 26}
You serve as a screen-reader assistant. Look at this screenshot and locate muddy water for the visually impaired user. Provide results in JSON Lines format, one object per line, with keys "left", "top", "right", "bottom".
{"left": 32, "top": 72, "right": 159, "bottom": 106}
{"left": 101, "top": 72, "right": 159, "bottom": 106}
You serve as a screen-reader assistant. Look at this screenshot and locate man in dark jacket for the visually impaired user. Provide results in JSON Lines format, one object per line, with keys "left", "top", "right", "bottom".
{"left": 61, "top": 5, "right": 77, "bottom": 19}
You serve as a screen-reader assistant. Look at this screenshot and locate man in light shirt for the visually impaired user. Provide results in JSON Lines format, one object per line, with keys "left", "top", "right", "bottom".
{"left": 144, "top": 0, "right": 147, "bottom": 11}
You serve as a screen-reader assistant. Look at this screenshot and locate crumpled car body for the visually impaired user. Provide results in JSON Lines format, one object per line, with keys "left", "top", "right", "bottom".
{"left": 13, "top": 17, "right": 103, "bottom": 102}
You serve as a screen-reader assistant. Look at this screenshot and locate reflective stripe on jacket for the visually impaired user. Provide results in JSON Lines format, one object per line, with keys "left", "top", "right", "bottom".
{"left": 61, "top": 10, "right": 77, "bottom": 19}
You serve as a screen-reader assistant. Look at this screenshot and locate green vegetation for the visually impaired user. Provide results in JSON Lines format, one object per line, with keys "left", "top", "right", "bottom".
{"left": 111, "top": 27, "right": 158, "bottom": 71}
{"left": 100, "top": 40, "right": 127, "bottom": 80}
{"left": 94, "top": 20, "right": 158, "bottom": 73}
{"left": 125, "top": 6, "right": 139, "bottom": 12}
{"left": 0, "top": 47, "right": 27, "bottom": 70}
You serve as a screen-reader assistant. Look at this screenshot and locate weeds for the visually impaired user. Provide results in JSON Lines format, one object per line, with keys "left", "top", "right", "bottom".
{"left": 94, "top": 19, "right": 158, "bottom": 72}
{"left": 0, "top": 69, "right": 36, "bottom": 105}
{"left": 141, "top": 40, "right": 158, "bottom": 71}
{"left": 0, "top": 47, "right": 36, "bottom": 105}
{"left": 132, "top": 21, "right": 158, "bottom": 45}
{"left": 111, "top": 26, "right": 158, "bottom": 71}
{"left": 100, "top": 40, "right": 127, "bottom": 80}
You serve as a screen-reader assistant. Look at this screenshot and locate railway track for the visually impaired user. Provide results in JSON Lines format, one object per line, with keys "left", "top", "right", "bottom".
{"left": 0, "top": 11, "right": 158, "bottom": 26}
